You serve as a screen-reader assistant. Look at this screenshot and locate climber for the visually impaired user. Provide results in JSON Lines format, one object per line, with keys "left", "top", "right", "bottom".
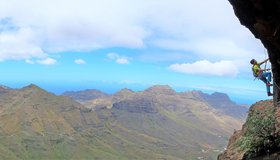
{"left": 250, "top": 58, "right": 273, "bottom": 96}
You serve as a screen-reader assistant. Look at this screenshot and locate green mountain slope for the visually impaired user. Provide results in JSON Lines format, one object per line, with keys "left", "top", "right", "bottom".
{"left": 77, "top": 85, "right": 247, "bottom": 159}
{"left": 0, "top": 84, "right": 246, "bottom": 160}
{"left": 0, "top": 85, "right": 122, "bottom": 160}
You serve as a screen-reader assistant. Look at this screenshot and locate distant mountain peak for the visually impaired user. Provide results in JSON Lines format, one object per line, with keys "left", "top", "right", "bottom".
{"left": 114, "top": 88, "right": 135, "bottom": 97}
{"left": 117, "top": 88, "right": 134, "bottom": 93}
{"left": 0, "top": 85, "right": 10, "bottom": 90}
{"left": 189, "top": 91, "right": 231, "bottom": 102}
{"left": 211, "top": 92, "right": 230, "bottom": 100}
{"left": 62, "top": 89, "right": 108, "bottom": 102}
{"left": 144, "top": 85, "right": 176, "bottom": 95}
{"left": 189, "top": 90, "right": 204, "bottom": 95}
{"left": 197, "top": 91, "right": 247, "bottom": 119}
{"left": 63, "top": 89, "right": 108, "bottom": 95}
{"left": 22, "top": 84, "right": 45, "bottom": 90}
{"left": 0, "top": 85, "right": 11, "bottom": 94}
{"left": 20, "top": 84, "right": 51, "bottom": 96}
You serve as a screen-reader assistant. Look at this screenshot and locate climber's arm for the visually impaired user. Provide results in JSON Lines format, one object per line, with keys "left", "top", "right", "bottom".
{"left": 259, "top": 58, "right": 269, "bottom": 65}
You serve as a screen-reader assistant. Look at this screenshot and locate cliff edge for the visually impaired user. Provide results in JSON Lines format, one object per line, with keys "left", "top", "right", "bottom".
{"left": 229, "top": 0, "right": 280, "bottom": 105}
{"left": 218, "top": 100, "right": 280, "bottom": 159}
{"left": 219, "top": 1, "right": 280, "bottom": 159}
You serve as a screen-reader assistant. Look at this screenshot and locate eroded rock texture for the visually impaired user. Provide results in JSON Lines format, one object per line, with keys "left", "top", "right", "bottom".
{"left": 229, "top": 0, "right": 280, "bottom": 105}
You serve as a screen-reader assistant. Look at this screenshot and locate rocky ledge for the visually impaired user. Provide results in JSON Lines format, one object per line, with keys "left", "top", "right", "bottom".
{"left": 218, "top": 100, "right": 280, "bottom": 159}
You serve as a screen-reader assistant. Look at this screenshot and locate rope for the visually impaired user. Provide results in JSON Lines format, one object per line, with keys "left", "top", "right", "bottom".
{"left": 275, "top": 81, "right": 280, "bottom": 90}
{"left": 274, "top": 82, "right": 280, "bottom": 106}
{"left": 263, "top": 48, "right": 276, "bottom": 87}
{"left": 264, "top": 48, "right": 268, "bottom": 70}
{"left": 263, "top": 48, "right": 280, "bottom": 98}
{"left": 263, "top": 49, "right": 280, "bottom": 104}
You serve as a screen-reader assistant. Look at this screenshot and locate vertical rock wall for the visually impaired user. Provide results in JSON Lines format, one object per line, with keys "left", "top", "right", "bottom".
{"left": 229, "top": 0, "right": 280, "bottom": 105}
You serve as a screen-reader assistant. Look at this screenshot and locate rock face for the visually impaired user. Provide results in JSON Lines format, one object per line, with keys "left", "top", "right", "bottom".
{"left": 218, "top": 100, "right": 280, "bottom": 159}
{"left": 228, "top": 0, "right": 280, "bottom": 105}
{"left": 219, "top": 1, "right": 280, "bottom": 159}
{"left": 112, "top": 97, "right": 158, "bottom": 113}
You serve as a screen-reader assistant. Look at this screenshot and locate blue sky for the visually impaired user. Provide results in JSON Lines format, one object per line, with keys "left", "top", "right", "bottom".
{"left": 0, "top": 0, "right": 272, "bottom": 104}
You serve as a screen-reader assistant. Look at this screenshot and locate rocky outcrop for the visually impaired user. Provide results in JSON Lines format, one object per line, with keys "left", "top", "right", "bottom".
{"left": 112, "top": 97, "right": 158, "bottom": 113}
{"left": 228, "top": 0, "right": 280, "bottom": 105}
{"left": 218, "top": 100, "right": 280, "bottom": 159}
{"left": 220, "top": 1, "right": 280, "bottom": 159}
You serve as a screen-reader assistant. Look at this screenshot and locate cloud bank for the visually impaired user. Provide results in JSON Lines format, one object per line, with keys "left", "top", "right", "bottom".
{"left": 0, "top": 0, "right": 264, "bottom": 71}
{"left": 169, "top": 60, "right": 239, "bottom": 77}
{"left": 36, "top": 58, "right": 57, "bottom": 65}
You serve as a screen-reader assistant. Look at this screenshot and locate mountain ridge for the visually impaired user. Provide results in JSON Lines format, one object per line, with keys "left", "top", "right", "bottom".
{"left": 62, "top": 89, "right": 109, "bottom": 103}
{"left": 0, "top": 84, "right": 247, "bottom": 159}
{"left": 143, "top": 85, "right": 176, "bottom": 95}
{"left": 66, "top": 85, "right": 248, "bottom": 120}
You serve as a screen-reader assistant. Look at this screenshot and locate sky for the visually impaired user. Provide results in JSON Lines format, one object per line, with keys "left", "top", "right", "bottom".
{"left": 0, "top": 0, "right": 272, "bottom": 104}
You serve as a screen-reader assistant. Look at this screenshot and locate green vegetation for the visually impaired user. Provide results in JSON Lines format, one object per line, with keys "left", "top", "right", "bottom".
{"left": 238, "top": 106, "right": 276, "bottom": 157}
{"left": 0, "top": 85, "right": 245, "bottom": 160}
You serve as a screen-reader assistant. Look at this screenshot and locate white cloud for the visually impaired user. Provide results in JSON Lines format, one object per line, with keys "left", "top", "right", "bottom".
{"left": 0, "top": 26, "right": 47, "bottom": 61}
{"left": 107, "top": 52, "right": 130, "bottom": 64}
{"left": 0, "top": 0, "right": 264, "bottom": 69}
{"left": 116, "top": 58, "right": 130, "bottom": 64}
{"left": 75, "top": 59, "right": 86, "bottom": 65}
{"left": 0, "top": 0, "right": 150, "bottom": 53}
{"left": 107, "top": 53, "right": 119, "bottom": 60}
{"left": 25, "top": 59, "right": 34, "bottom": 64}
{"left": 169, "top": 60, "right": 239, "bottom": 77}
{"left": 139, "top": 51, "right": 195, "bottom": 62}
{"left": 152, "top": 38, "right": 259, "bottom": 61}
{"left": 36, "top": 58, "right": 57, "bottom": 65}
{"left": 145, "top": 0, "right": 264, "bottom": 62}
